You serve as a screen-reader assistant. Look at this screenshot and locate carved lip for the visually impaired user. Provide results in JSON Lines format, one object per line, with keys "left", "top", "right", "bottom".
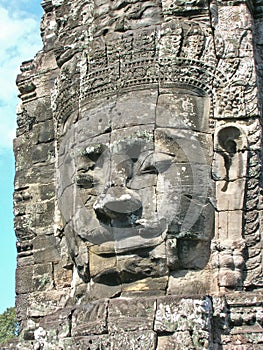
{"left": 106, "top": 218, "right": 168, "bottom": 252}
{"left": 79, "top": 217, "right": 168, "bottom": 253}
{"left": 98, "top": 215, "right": 167, "bottom": 235}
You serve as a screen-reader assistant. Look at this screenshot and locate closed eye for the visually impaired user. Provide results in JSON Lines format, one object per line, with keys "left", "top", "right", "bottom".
{"left": 139, "top": 165, "right": 158, "bottom": 175}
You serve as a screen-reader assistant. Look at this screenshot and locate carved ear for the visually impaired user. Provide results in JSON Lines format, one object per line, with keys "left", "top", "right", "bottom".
{"left": 213, "top": 125, "right": 248, "bottom": 190}
{"left": 215, "top": 125, "right": 247, "bottom": 153}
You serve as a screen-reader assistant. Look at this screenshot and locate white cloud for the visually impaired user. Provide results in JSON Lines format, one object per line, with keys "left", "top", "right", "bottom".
{"left": 0, "top": 3, "right": 42, "bottom": 150}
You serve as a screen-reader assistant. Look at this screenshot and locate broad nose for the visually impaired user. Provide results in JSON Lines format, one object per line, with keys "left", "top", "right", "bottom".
{"left": 94, "top": 186, "right": 142, "bottom": 219}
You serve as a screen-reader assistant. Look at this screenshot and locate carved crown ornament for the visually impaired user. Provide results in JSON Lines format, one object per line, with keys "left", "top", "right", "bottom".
{"left": 50, "top": 20, "right": 259, "bottom": 124}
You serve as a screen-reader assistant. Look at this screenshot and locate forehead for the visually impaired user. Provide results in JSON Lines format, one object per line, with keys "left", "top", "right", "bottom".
{"left": 77, "top": 88, "right": 210, "bottom": 140}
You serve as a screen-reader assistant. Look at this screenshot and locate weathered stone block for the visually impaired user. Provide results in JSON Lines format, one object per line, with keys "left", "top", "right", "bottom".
{"left": 29, "top": 98, "right": 53, "bottom": 122}
{"left": 37, "top": 120, "right": 55, "bottom": 143}
{"left": 16, "top": 294, "right": 29, "bottom": 321}
{"left": 167, "top": 269, "right": 212, "bottom": 296}
{"left": 112, "top": 89, "right": 158, "bottom": 129}
{"left": 33, "top": 235, "right": 60, "bottom": 264}
{"left": 53, "top": 262, "right": 72, "bottom": 289}
{"left": 111, "top": 331, "right": 157, "bottom": 350}
{"left": 9, "top": 340, "right": 34, "bottom": 350}
{"left": 156, "top": 91, "right": 210, "bottom": 132}
{"left": 215, "top": 211, "right": 243, "bottom": 241}
{"left": 157, "top": 332, "right": 195, "bottom": 350}
{"left": 33, "top": 263, "right": 53, "bottom": 291}
{"left": 108, "top": 298, "right": 156, "bottom": 333}
{"left": 16, "top": 266, "right": 34, "bottom": 294}
{"left": 89, "top": 281, "right": 122, "bottom": 301}
{"left": 37, "top": 308, "right": 72, "bottom": 341}
{"left": 17, "top": 255, "right": 34, "bottom": 267}
{"left": 27, "top": 290, "right": 69, "bottom": 317}
{"left": 216, "top": 179, "right": 245, "bottom": 210}
{"left": 212, "top": 151, "right": 248, "bottom": 181}
{"left": 154, "top": 296, "right": 212, "bottom": 334}
{"left": 117, "top": 251, "right": 168, "bottom": 282}
{"left": 89, "top": 250, "right": 117, "bottom": 279}
{"left": 31, "top": 142, "right": 55, "bottom": 164}
{"left": 63, "top": 335, "right": 111, "bottom": 350}
{"left": 31, "top": 202, "right": 55, "bottom": 229}
{"left": 155, "top": 127, "right": 213, "bottom": 163}
{"left": 72, "top": 300, "right": 108, "bottom": 336}
{"left": 79, "top": 99, "right": 114, "bottom": 137}
{"left": 122, "top": 276, "right": 168, "bottom": 296}
{"left": 15, "top": 163, "right": 55, "bottom": 187}
{"left": 39, "top": 183, "right": 55, "bottom": 201}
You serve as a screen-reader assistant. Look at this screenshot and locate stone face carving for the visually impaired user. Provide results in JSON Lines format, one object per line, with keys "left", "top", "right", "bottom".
{"left": 12, "top": 0, "right": 263, "bottom": 348}
{"left": 57, "top": 88, "right": 214, "bottom": 293}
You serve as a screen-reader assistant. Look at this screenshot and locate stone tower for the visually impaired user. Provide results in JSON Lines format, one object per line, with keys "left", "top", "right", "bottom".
{"left": 14, "top": 0, "right": 262, "bottom": 348}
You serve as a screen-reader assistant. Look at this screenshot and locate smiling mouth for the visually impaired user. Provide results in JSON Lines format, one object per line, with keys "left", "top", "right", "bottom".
{"left": 95, "top": 208, "right": 167, "bottom": 238}
{"left": 94, "top": 207, "right": 143, "bottom": 227}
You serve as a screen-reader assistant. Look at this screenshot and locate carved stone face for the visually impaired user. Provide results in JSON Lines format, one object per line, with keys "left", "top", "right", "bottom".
{"left": 58, "top": 88, "right": 214, "bottom": 286}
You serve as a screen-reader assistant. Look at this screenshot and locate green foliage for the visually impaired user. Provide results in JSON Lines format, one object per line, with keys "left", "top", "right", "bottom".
{"left": 0, "top": 307, "right": 19, "bottom": 344}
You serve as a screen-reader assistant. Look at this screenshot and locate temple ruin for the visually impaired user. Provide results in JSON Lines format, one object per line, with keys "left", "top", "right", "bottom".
{"left": 13, "top": 0, "right": 263, "bottom": 348}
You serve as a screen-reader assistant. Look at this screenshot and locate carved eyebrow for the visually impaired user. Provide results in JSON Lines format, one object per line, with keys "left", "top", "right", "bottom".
{"left": 137, "top": 153, "right": 172, "bottom": 174}
{"left": 139, "top": 164, "right": 158, "bottom": 174}
{"left": 134, "top": 152, "right": 153, "bottom": 171}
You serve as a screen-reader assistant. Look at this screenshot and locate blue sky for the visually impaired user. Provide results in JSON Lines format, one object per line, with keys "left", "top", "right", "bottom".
{"left": 0, "top": 0, "right": 43, "bottom": 313}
